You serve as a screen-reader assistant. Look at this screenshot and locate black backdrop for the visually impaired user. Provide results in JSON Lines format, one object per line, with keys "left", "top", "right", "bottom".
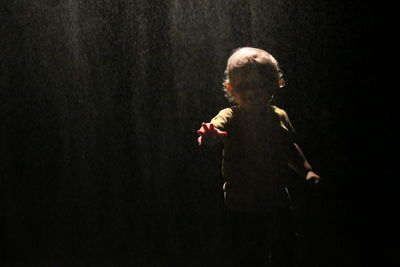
{"left": 2, "top": 0, "right": 391, "bottom": 266}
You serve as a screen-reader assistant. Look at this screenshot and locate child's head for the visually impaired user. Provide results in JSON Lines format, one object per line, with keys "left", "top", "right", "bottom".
{"left": 223, "top": 47, "right": 284, "bottom": 108}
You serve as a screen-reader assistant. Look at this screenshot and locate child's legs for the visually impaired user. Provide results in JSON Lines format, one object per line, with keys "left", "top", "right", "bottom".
{"left": 227, "top": 210, "right": 270, "bottom": 266}
{"left": 268, "top": 207, "right": 296, "bottom": 267}
{"left": 226, "top": 207, "right": 295, "bottom": 267}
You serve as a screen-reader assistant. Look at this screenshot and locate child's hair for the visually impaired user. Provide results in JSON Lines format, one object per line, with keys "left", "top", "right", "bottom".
{"left": 223, "top": 47, "right": 284, "bottom": 103}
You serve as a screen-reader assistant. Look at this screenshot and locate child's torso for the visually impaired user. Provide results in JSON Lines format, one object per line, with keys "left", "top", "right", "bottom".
{"left": 212, "top": 105, "right": 294, "bottom": 212}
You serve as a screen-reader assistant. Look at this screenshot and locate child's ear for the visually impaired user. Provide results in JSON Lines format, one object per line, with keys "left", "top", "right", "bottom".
{"left": 224, "top": 82, "right": 234, "bottom": 93}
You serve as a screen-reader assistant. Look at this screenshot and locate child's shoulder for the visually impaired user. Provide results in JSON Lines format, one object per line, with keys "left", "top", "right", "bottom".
{"left": 270, "top": 105, "right": 289, "bottom": 118}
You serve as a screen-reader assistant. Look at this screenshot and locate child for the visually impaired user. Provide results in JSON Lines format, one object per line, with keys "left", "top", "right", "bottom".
{"left": 197, "top": 47, "right": 321, "bottom": 266}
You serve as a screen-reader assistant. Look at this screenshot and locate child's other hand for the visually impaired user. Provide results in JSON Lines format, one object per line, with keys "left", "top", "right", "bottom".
{"left": 197, "top": 122, "right": 227, "bottom": 146}
{"left": 305, "top": 171, "right": 322, "bottom": 201}
{"left": 306, "top": 170, "right": 321, "bottom": 184}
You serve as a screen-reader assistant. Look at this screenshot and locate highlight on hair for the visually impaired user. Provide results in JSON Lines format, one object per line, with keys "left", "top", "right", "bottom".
{"left": 222, "top": 47, "right": 284, "bottom": 103}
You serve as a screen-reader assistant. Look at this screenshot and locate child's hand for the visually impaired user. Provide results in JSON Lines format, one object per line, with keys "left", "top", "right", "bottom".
{"left": 306, "top": 170, "right": 321, "bottom": 184}
{"left": 305, "top": 171, "right": 322, "bottom": 200}
{"left": 197, "top": 122, "right": 227, "bottom": 146}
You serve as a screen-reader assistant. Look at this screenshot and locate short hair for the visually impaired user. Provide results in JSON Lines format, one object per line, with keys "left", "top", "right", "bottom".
{"left": 223, "top": 47, "right": 284, "bottom": 102}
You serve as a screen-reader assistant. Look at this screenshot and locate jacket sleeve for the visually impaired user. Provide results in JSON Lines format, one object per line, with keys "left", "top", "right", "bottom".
{"left": 210, "top": 107, "right": 233, "bottom": 131}
{"left": 275, "top": 107, "right": 296, "bottom": 141}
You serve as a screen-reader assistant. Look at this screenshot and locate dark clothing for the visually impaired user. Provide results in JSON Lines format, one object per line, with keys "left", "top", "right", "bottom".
{"left": 225, "top": 206, "right": 296, "bottom": 267}
{"left": 211, "top": 104, "right": 298, "bottom": 266}
{"left": 211, "top": 105, "right": 295, "bottom": 212}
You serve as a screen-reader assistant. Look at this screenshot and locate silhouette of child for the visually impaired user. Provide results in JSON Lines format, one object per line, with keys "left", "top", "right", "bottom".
{"left": 197, "top": 47, "right": 321, "bottom": 266}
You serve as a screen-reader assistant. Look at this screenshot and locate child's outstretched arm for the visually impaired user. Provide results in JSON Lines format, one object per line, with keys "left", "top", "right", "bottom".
{"left": 197, "top": 122, "right": 228, "bottom": 146}
{"left": 288, "top": 143, "right": 321, "bottom": 184}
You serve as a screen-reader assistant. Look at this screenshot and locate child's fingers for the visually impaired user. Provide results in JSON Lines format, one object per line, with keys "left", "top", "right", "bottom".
{"left": 217, "top": 130, "right": 228, "bottom": 136}
{"left": 197, "top": 123, "right": 208, "bottom": 135}
{"left": 197, "top": 136, "right": 202, "bottom": 146}
{"left": 202, "top": 122, "right": 209, "bottom": 133}
{"left": 209, "top": 123, "right": 214, "bottom": 132}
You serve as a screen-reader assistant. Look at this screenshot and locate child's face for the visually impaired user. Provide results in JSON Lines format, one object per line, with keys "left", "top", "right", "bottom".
{"left": 225, "top": 47, "right": 285, "bottom": 109}
{"left": 241, "top": 89, "right": 273, "bottom": 110}
{"left": 224, "top": 82, "right": 273, "bottom": 109}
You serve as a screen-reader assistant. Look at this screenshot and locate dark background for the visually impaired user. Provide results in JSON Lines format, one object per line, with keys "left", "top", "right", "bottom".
{"left": 1, "top": 0, "right": 392, "bottom": 266}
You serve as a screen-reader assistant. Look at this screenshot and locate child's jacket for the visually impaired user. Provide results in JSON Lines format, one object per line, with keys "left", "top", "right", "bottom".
{"left": 211, "top": 105, "right": 295, "bottom": 212}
